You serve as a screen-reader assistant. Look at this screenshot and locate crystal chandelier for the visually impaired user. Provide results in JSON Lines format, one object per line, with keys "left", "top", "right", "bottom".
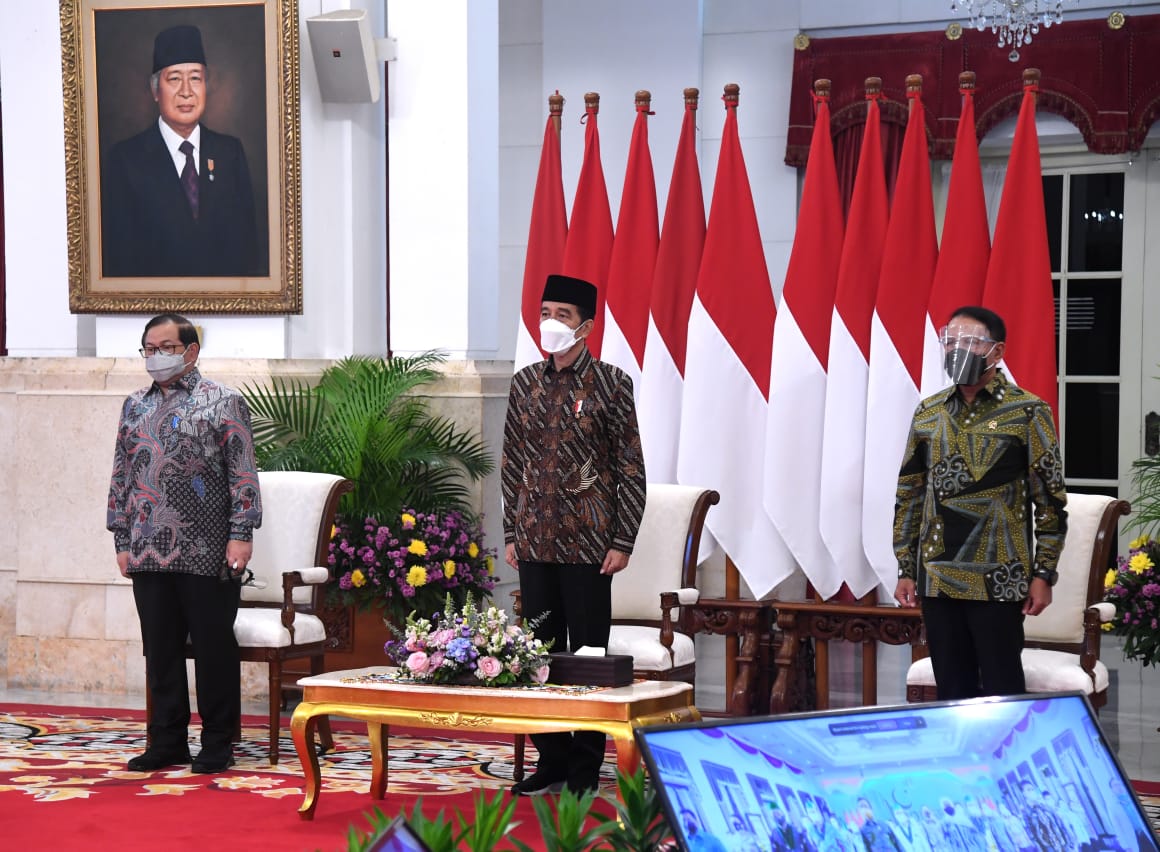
{"left": 952, "top": 1, "right": 1071, "bottom": 57}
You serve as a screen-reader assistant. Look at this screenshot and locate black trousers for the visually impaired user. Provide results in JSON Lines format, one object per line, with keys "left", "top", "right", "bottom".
{"left": 132, "top": 571, "right": 240, "bottom": 755}
{"left": 921, "top": 595, "right": 1026, "bottom": 700}
{"left": 518, "top": 560, "right": 612, "bottom": 786}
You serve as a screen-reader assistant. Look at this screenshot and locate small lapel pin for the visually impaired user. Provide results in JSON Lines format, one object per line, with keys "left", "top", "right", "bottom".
{"left": 207, "top": 159, "right": 215, "bottom": 182}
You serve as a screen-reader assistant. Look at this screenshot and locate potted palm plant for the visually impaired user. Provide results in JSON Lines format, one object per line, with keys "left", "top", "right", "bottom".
{"left": 242, "top": 352, "right": 495, "bottom": 667}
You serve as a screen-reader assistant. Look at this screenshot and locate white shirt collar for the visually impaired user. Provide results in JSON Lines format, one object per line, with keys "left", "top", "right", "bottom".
{"left": 157, "top": 117, "right": 202, "bottom": 174}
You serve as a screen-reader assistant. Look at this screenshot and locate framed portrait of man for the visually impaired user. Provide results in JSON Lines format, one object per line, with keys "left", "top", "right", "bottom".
{"left": 60, "top": 0, "right": 301, "bottom": 314}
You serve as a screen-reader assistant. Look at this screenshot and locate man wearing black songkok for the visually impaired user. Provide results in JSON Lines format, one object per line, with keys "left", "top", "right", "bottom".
{"left": 502, "top": 274, "right": 647, "bottom": 796}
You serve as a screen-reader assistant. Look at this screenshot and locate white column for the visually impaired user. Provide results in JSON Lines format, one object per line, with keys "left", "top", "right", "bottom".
{"left": 0, "top": 0, "right": 76, "bottom": 355}
{"left": 386, "top": 0, "right": 499, "bottom": 358}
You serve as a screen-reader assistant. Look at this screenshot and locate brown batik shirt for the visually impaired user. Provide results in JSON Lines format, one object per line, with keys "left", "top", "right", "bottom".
{"left": 502, "top": 347, "right": 646, "bottom": 564}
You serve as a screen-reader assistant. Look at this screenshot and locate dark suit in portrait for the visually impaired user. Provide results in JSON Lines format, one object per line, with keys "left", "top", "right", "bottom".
{"left": 99, "top": 23, "right": 267, "bottom": 278}
{"left": 101, "top": 123, "right": 264, "bottom": 277}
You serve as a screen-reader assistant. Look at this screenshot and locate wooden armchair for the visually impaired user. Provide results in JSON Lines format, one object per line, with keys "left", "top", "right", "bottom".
{"left": 906, "top": 492, "right": 1130, "bottom": 709}
{"left": 513, "top": 484, "right": 755, "bottom": 778}
{"left": 146, "top": 470, "right": 353, "bottom": 764}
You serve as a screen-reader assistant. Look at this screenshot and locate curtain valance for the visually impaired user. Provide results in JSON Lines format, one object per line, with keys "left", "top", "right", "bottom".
{"left": 786, "top": 13, "right": 1160, "bottom": 166}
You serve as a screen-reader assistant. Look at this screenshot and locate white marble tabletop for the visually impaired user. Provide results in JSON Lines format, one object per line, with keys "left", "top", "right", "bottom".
{"left": 297, "top": 666, "right": 693, "bottom": 703}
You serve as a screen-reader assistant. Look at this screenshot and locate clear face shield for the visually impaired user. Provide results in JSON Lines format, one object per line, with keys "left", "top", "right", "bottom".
{"left": 939, "top": 325, "right": 999, "bottom": 385}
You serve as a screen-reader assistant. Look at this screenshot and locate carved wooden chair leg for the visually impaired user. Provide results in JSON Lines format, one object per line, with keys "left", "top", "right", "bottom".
{"left": 267, "top": 660, "right": 284, "bottom": 764}
{"left": 513, "top": 734, "right": 525, "bottom": 782}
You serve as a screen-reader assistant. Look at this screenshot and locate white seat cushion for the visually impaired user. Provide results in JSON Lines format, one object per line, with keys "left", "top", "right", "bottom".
{"left": 906, "top": 649, "right": 1106, "bottom": 695}
{"left": 1021, "top": 648, "right": 1108, "bottom": 694}
{"left": 906, "top": 657, "right": 936, "bottom": 687}
{"left": 607, "top": 625, "right": 695, "bottom": 672}
{"left": 234, "top": 610, "right": 326, "bottom": 648}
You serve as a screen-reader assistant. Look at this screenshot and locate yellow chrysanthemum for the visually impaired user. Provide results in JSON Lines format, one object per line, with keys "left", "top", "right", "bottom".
{"left": 401, "top": 512, "right": 417, "bottom": 529}
{"left": 468, "top": 542, "right": 480, "bottom": 558}
{"left": 351, "top": 569, "right": 366, "bottom": 588}
{"left": 408, "top": 539, "right": 428, "bottom": 556}
{"left": 330, "top": 524, "right": 338, "bottom": 540}
{"left": 406, "top": 566, "right": 428, "bottom": 587}
{"left": 1129, "top": 552, "right": 1154, "bottom": 574}
{"left": 444, "top": 560, "right": 456, "bottom": 579}
{"left": 1129, "top": 535, "right": 1151, "bottom": 550}
{"left": 1105, "top": 569, "right": 1118, "bottom": 589}
{"left": 486, "top": 556, "right": 495, "bottom": 576}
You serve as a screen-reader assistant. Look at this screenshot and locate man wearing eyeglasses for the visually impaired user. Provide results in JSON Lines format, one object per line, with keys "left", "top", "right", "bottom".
{"left": 893, "top": 305, "right": 1067, "bottom": 700}
{"left": 107, "top": 313, "right": 262, "bottom": 773}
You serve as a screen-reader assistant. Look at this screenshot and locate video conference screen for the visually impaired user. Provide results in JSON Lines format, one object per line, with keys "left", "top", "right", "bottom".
{"left": 637, "top": 693, "right": 1157, "bottom": 852}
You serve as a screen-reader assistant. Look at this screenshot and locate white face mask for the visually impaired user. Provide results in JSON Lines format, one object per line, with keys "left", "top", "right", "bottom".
{"left": 146, "top": 350, "right": 187, "bottom": 382}
{"left": 539, "top": 317, "right": 585, "bottom": 354}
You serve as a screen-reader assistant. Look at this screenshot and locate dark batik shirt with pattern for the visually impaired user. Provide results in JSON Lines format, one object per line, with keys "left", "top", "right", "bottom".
{"left": 107, "top": 368, "right": 262, "bottom": 577}
{"left": 893, "top": 370, "right": 1067, "bottom": 602}
{"left": 502, "top": 347, "right": 646, "bottom": 564}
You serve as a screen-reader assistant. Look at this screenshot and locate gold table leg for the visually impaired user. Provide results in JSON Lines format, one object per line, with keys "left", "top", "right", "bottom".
{"left": 291, "top": 702, "right": 322, "bottom": 821}
{"left": 369, "top": 721, "right": 388, "bottom": 799}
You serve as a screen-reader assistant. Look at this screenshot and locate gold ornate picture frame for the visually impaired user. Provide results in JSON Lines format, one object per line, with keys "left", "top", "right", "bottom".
{"left": 60, "top": 0, "right": 301, "bottom": 314}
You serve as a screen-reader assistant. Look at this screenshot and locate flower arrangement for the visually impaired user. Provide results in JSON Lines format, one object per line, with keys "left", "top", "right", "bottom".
{"left": 330, "top": 509, "right": 497, "bottom": 624}
{"left": 385, "top": 593, "right": 553, "bottom": 687}
{"left": 1103, "top": 534, "right": 1160, "bottom": 667}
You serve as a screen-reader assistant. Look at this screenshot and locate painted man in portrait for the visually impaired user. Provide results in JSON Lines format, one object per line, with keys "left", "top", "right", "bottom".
{"left": 101, "top": 24, "right": 266, "bottom": 277}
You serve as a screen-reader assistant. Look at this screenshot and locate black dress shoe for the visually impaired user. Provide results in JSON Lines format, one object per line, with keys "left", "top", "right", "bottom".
{"left": 565, "top": 774, "right": 600, "bottom": 797}
{"left": 127, "top": 748, "right": 191, "bottom": 771}
{"left": 510, "top": 770, "right": 566, "bottom": 797}
{"left": 191, "top": 753, "right": 235, "bottom": 774}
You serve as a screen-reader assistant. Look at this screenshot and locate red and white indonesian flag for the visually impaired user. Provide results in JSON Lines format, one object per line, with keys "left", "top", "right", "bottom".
{"left": 678, "top": 86, "right": 793, "bottom": 598}
{"left": 514, "top": 98, "right": 567, "bottom": 371}
{"left": 818, "top": 89, "right": 888, "bottom": 598}
{"left": 639, "top": 92, "right": 705, "bottom": 483}
{"left": 924, "top": 75, "right": 990, "bottom": 395}
{"left": 862, "top": 82, "right": 938, "bottom": 590}
{"left": 601, "top": 95, "right": 659, "bottom": 396}
{"left": 763, "top": 86, "right": 843, "bottom": 598}
{"left": 561, "top": 95, "right": 614, "bottom": 359}
{"left": 982, "top": 73, "right": 1058, "bottom": 419}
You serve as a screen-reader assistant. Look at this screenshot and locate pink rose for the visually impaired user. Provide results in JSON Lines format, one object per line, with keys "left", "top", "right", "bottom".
{"left": 406, "top": 651, "right": 430, "bottom": 675}
{"left": 508, "top": 659, "right": 522, "bottom": 675}
{"left": 477, "top": 656, "right": 502, "bottom": 679}
{"left": 534, "top": 664, "right": 550, "bottom": 684}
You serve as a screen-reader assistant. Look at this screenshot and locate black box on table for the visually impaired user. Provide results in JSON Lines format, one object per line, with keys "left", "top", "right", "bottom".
{"left": 547, "top": 652, "right": 634, "bottom": 687}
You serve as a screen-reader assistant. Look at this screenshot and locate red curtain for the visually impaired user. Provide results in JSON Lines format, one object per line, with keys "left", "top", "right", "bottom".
{"left": 787, "top": 13, "right": 1160, "bottom": 168}
{"left": 832, "top": 110, "right": 904, "bottom": 220}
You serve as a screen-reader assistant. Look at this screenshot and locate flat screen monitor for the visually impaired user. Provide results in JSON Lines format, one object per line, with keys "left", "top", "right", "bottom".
{"left": 635, "top": 692, "right": 1157, "bottom": 852}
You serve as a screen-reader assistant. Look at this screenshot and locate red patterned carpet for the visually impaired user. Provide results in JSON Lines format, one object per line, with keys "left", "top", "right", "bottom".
{"left": 1, "top": 704, "right": 1155, "bottom": 850}
{"left": 0, "top": 704, "right": 617, "bottom": 851}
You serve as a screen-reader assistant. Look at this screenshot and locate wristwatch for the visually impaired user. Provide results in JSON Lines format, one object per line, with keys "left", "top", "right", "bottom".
{"left": 1032, "top": 567, "right": 1059, "bottom": 586}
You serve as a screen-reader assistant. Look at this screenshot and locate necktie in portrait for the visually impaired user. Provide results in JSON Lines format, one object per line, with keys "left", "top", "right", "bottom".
{"left": 179, "top": 139, "right": 199, "bottom": 219}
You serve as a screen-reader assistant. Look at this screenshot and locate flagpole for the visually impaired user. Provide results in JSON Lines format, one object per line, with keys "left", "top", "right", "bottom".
{"left": 549, "top": 90, "right": 563, "bottom": 132}
{"left": 720, "top": 81, "right": 742, "bottom": 705}
{"left": 726, "top": 555, "right": 739, "bottom": 704}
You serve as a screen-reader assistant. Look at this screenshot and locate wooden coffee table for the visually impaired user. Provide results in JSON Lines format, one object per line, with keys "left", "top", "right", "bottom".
{"left": 290, "top": 666, "right": 699, "bottom": 819}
